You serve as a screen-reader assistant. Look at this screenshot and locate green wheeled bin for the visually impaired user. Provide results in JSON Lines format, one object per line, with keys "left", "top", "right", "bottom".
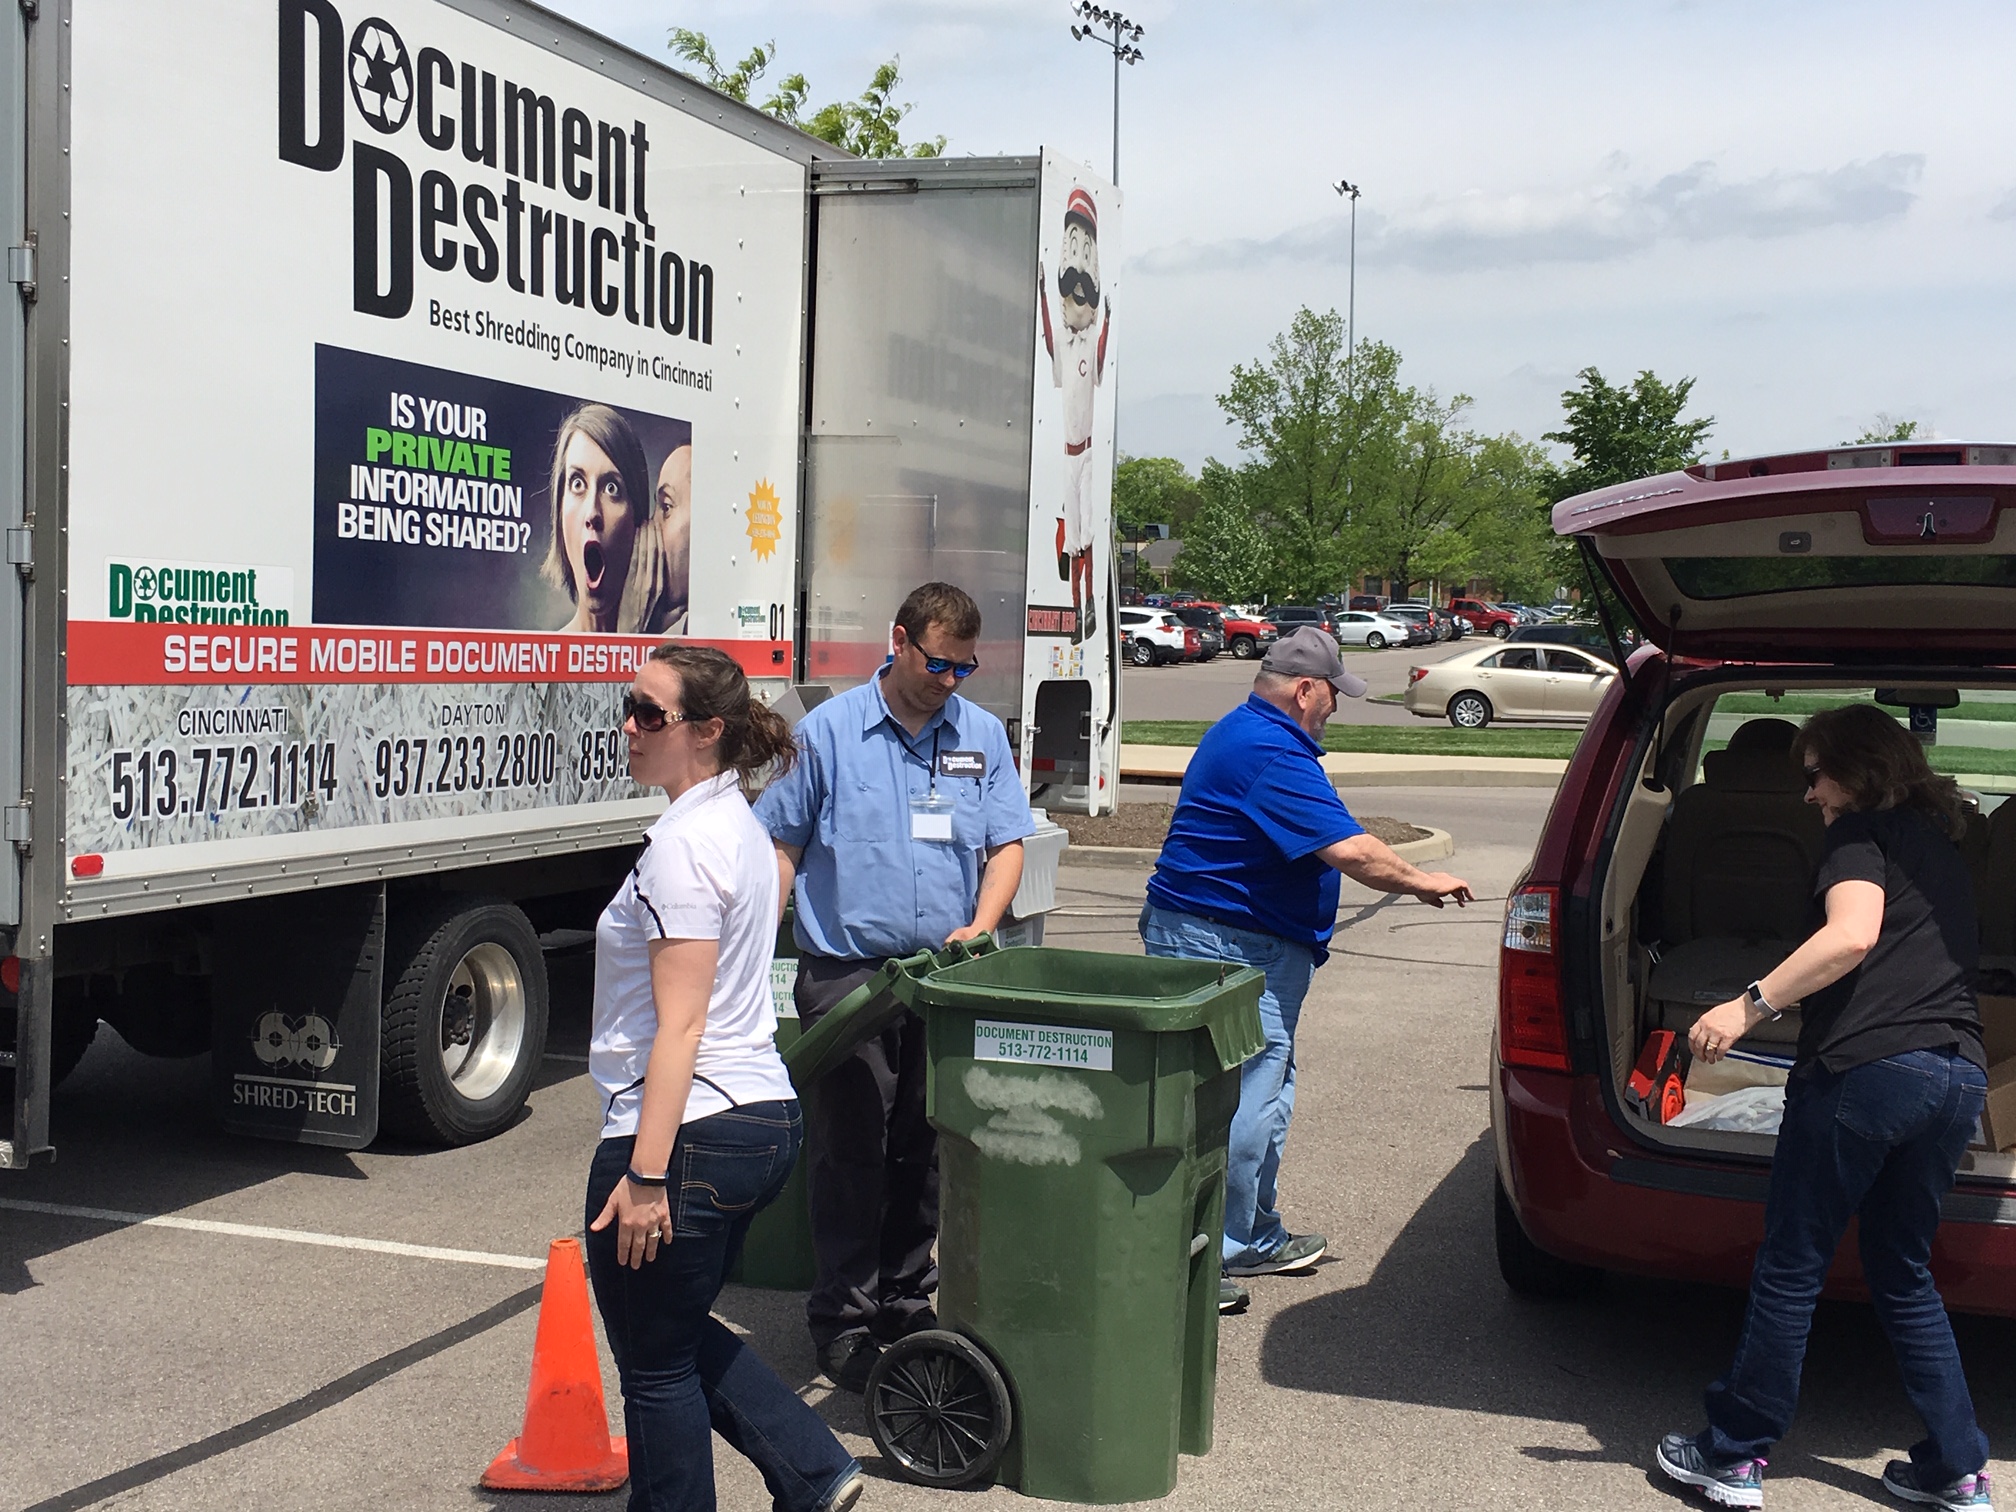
{"left": 788, "top": 941, "right": 1264, "bottom": 1504}
{"left": 727, "top": 911, "right": 819, "bottom": 1289}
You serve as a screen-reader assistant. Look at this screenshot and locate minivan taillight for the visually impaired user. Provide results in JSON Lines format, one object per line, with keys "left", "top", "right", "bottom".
{"left": 1499, "top": 885, "right": 1571, "bottom": 1072}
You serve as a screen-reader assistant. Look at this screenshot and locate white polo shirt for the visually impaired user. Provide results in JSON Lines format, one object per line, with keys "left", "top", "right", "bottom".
{"left": 592, "top": 770, "right": 795, "bottom": 1140}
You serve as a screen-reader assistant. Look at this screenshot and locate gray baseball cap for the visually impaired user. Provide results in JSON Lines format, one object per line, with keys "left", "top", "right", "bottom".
{"left": 1261, "top": 624, "right": 1368, "bottom": 698}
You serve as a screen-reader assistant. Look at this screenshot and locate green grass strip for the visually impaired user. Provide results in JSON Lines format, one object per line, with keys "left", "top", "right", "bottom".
{"left": 1123, "top": 720, "right": 1582, "bottom": 760}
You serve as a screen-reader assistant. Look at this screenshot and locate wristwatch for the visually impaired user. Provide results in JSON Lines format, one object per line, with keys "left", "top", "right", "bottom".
{"left": 1745, "top": 980, "right": 1783, "bottom": 1022}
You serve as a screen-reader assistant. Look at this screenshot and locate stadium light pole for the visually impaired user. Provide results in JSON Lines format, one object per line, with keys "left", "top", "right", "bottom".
{"left": 1333, "top": 178, "right": 1361, "bottom": 375}
{"left": 1070, "top": 4, "right": 1144, "bottom": 184}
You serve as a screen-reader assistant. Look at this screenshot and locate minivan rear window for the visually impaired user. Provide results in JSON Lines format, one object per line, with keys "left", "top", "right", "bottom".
{"left": 1666, "top": 555, "right": 2016, "bottom": 599}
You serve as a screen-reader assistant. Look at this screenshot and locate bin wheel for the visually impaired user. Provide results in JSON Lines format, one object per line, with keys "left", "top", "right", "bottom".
{"left": 864, "top": 1329, "right": 1012, "bottom": 1488}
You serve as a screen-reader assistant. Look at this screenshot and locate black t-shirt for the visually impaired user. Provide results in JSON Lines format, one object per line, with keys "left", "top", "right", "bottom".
{"left": 1797, "top": 806, "right": 1984, "bottom": 1073}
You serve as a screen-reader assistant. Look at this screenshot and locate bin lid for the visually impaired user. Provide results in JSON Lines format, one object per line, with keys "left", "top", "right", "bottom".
{"left": 899, "top": 946, "right": 1266, "bottom": 1074}
{"left": 781, "top": 951, "right": 929, "bottom": 1091}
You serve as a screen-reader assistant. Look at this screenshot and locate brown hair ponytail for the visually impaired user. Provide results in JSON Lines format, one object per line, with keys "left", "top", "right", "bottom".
{"left": 647, "top": 643, "right": 797, "bottom": 793}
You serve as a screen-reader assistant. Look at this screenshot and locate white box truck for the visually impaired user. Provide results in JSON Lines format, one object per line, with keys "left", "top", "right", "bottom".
{"left": 0, "top": 0, "right": 1121, "bottom": 1167}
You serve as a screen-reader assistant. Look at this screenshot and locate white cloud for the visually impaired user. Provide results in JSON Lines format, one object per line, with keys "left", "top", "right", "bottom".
{"left": 1138, "top": 155, "right": 1925, "bottom": 275}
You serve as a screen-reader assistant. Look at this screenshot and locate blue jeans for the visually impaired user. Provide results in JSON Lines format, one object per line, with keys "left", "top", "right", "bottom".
{"left": 1140, "top": 903, "right": 1316, "bottom": 1268}
{"left": 585, "top": 1105, "right": 858, "bottom": 1512}
{"left": 1701, "top": 1050, "right": 1990, "bottom": 1483}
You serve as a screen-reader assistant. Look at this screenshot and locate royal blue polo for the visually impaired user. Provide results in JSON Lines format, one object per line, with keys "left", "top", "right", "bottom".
{"left": 1145, "top": 693, "right": 1364, "bottom": 963}
{"left": 754, "top": 670, "right": 1035, "bottom": 961}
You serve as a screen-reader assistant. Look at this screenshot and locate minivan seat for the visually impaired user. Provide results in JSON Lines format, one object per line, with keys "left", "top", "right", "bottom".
{"left": 1649, "top": 718, "right": 1824, "bottom": 1049}
{"left": 1660, "top": 718, "right": 1824, "bottom": 945}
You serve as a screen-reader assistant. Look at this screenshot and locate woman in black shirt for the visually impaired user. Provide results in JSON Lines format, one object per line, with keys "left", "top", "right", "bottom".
{"left": 1656, "top": 704, "right": 1993, "bottom": 1512}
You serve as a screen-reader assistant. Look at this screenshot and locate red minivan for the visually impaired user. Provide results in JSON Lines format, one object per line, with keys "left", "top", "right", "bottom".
{"left": 1493, "top": 441, "right": 2016, "bottom": 1316}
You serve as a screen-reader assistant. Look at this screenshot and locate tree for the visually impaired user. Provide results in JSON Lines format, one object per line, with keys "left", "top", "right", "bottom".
{"left": 1171, "top": 462, "right": 1273, "bottom": 602}
{"left": 668, "top": 30, "right": 944, "bottom": 158}
{"left": 1536, "top": 366, "right": 1713, "bottom": 617}
{"left": 1216, "top": 311, "right": 1405, "bottom": 595}
{"left": 1113, "top": 456, "right": 1201, "bottom": 540}
{"left": 1542, "top": 367, "right": 1715, "bottom": 500}
{"left": 1847, "top": 414, "right": 1922, "bottom": 443}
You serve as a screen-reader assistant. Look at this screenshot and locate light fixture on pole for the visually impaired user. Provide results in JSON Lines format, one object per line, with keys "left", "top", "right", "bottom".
{"left": 1070, "top": 3, "right": 1144, "bottom": 185}
{"left": 1333, "top": 178, "right": 1360, "bottom": 373}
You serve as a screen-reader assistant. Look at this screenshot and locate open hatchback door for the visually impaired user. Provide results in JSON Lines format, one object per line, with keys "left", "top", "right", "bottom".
{"left": 1555, "top": 442, "right": 2016, "bottom": 664}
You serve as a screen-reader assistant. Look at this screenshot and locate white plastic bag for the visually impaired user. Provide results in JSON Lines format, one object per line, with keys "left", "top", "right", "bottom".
{"left": 1668, "top": 1083, "right": 1786, "bottom": 1134}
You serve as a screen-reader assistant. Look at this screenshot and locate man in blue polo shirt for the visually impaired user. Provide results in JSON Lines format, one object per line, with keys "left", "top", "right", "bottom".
{"left": 756, "top": 581, "right": 1033, "bottom": 1391}
{"left": 1142, "top": 626, "right": 1471, "bottom": 1301}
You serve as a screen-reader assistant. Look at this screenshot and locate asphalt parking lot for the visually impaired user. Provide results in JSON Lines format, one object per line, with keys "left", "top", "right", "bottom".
{"left": 5, "top": 785, "right": 2013, "bottom": 1511}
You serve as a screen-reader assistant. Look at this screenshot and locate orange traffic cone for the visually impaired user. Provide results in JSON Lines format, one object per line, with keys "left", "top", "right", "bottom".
{"left": 482, "top": 1237, "right": 629, "bottom": 1492}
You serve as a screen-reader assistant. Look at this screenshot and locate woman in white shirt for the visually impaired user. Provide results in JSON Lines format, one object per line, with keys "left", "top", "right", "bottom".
{"left": 585, "top": 645, "right": 860, "bottom": 1512}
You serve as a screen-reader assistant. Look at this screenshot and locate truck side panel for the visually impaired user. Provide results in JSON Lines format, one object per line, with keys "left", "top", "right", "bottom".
{"left": 801, "top": 157, "right": 1041, "bottom": 735}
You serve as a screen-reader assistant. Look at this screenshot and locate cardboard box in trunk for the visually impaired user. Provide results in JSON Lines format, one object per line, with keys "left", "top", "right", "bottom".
{"left": 1979, "top": 1060, "right": 2016, "bottom": 1154}
{"left": 1978, "top": 995, "right": 2016, "bottom": 1065}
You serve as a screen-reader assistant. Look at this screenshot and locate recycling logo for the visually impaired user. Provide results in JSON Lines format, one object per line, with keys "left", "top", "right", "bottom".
{"left": 348, "top": 18, "right": 412, "bottom": 134}
{"left": 132, "top": 565, "right": 156, "bottom": 603}
{"left": 252, "top": 1011, "right": 341, "bottom": 1072}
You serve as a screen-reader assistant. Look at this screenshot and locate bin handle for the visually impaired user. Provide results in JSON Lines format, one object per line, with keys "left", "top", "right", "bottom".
{"left": 886, "top": 933, "right": 1000, "bottom": 1007}
{"left": 1190, "top": 1233, "right": 1210, "bottom": 1259}
{"left": 884, "top": 948, "right": 940, "bottom": 1009}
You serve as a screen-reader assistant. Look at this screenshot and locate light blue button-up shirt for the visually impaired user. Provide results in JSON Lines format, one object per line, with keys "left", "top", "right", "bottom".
{"left": 754, "top": 671, "right": 1036, "bottom": 960}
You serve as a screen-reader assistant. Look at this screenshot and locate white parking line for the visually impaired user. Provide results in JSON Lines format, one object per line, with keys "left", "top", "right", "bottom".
{"left": 0, "top": 1197, "right": 546, "bottom": 1271}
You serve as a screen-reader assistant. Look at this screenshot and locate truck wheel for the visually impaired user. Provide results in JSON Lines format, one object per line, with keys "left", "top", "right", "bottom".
{"left": 1129, "top": 640, "right": 1155, "bottom": 667}
{"left": 1492, "top": 621, "right": 1511, "bottom": 638}
{"left": 1365, "top": 632, "right": 1386, "bottom": 650}
{"left": 380, "top": 896, "right": 548, "bottom": 1146}
{"left": 1230, "top": 635, "right": 1256, "bottom": 659}
{"left": 1448, "top": 692, "right": 1492, "bottom": 729}
{"left": 1495, "top": 1178, "right": 1601, "bottom": 1299}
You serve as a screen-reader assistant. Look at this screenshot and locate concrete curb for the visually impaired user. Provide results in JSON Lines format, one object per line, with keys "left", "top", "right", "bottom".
{"left": 1059, "top": 825, "right": 1455, "bottom": 869}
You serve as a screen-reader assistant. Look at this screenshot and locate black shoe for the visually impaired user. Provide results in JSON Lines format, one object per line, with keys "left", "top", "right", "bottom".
{"left": 872, "top": 1305, "right": 938, "bottom": 1344}
{"left": 817, "top": 1332, "right": 883, "bottom": 1394}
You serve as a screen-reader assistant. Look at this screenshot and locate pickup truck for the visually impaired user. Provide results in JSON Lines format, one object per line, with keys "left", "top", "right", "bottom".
{"left": 1447, "top": 597, "right": 1518, "bottom": 638}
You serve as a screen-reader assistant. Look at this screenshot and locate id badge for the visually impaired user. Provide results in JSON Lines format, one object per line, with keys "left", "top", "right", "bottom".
{"left": 910, "top": 792, "right": 956, "bottom": 843}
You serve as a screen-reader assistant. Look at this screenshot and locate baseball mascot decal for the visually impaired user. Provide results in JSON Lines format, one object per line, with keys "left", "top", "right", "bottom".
{"left": 1039, "top": 186, "right": 1111, "bottom": 645}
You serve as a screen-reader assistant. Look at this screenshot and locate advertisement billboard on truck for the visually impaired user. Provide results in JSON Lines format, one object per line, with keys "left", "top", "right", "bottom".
{"left": 65, "top": 0, "right": 804, "bottom": 865}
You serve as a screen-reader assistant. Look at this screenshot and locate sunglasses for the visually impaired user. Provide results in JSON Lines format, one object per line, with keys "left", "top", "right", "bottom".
{"left": 1803, "top": 765, "right": 1823, "bottom": 789}
{"left": 622, "top": 693, "right": 688, "bottom": 733}
{"left": 913, "top": 646, "right": 980, "bottom": 679}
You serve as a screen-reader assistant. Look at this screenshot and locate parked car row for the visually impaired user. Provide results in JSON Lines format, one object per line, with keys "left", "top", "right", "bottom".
{"left": 1119, "top": 593, "right": 1618, "bottom": 668}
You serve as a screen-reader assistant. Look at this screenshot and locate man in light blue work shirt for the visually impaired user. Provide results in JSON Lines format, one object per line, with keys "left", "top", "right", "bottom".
{"left": 1142, "top": 626, "right": 1471, "bottom": 1309}
{"left": 755, "top": 581, "right": 1033, "bottom": 1390}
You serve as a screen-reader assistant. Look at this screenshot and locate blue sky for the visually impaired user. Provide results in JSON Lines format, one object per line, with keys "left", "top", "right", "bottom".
{"left": 549, "top": 0, "right": 2016, "bottom": 472}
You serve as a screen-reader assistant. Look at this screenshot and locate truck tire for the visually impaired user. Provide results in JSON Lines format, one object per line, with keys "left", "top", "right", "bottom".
{"left": 1494, "top": 1178, "right": 1601, "bottom": 1299}
{"left": 0, "top": 989, "right": 98, "bottom": 1105}
{"left": 1230, "top": 634, "right": 1256, "bottom": 659}
{"left": 380, "top": 896, "right": 548, "bottom": 1146}
{"left": 1491, "top": 621, "right": 1511, "bottom": 638}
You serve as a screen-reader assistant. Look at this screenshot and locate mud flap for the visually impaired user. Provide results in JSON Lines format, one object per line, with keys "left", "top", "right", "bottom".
{"left": 211, "top": 884, "right": 385, "bottom": 1147}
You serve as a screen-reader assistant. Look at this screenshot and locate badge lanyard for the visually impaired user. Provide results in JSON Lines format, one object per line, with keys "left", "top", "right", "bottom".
{"left": 909, "top": 727, "right": 956, "bottom": 843}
